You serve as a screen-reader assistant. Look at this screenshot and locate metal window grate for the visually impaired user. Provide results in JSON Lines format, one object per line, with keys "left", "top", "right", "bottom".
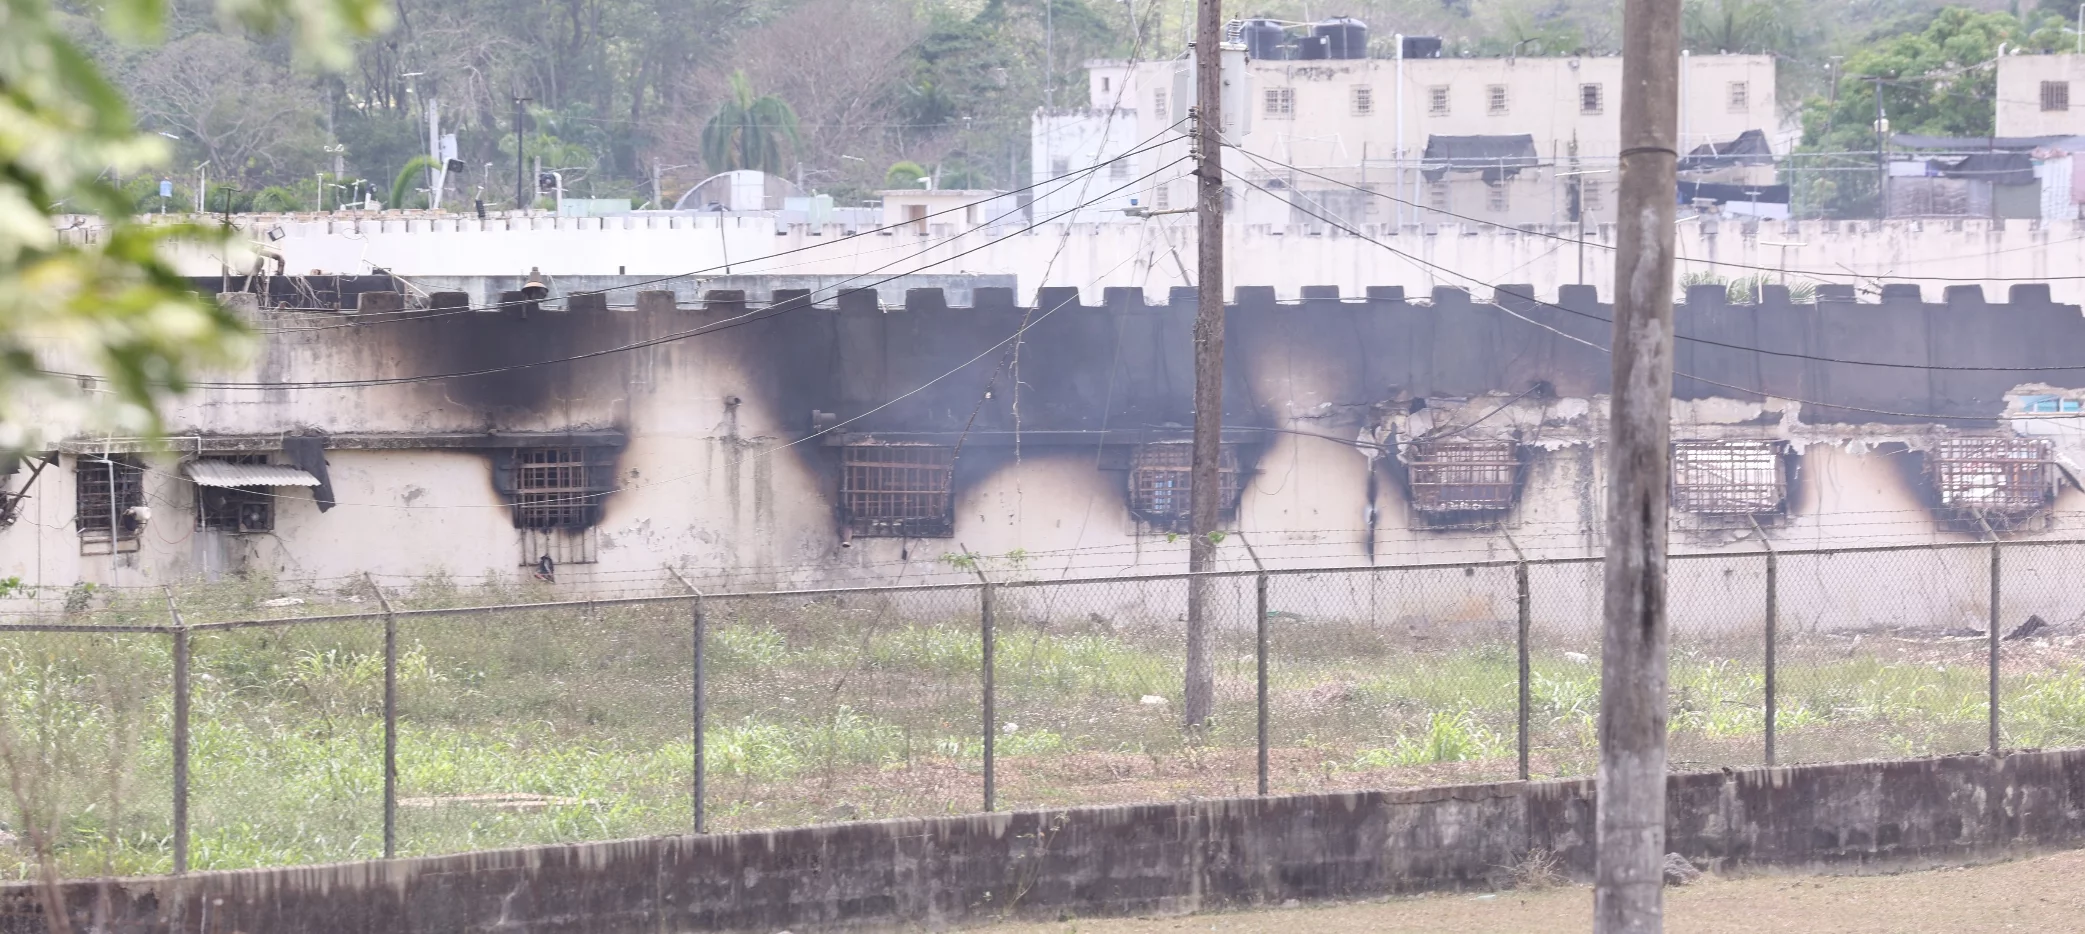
{"left": 1930, "top": 438, "right": 2055, "bottom": 516}
{"left": 516, "top": 448, "right": 591, "bottom": 530}
{"left": 76, "top": 456, "right": 144, "bottom": 535}
{"left": 1727, "top": 80, "right": 1749, "bottom": 112}
{"left": 1264, "top": 87, "right": 1295, "bottom": 117}
{"left": 1351, "top": 85, "right": 1374, "bottom": 116}
{"left": 1487, "top": 85, "right": 1508, "bottom": 115}
{"left": 1580, "top": 83, "right": 1603, "bottom": 114}
{"left": 1128, "top": 443, "right": 1239, "bottom": 530}
{"left": 842, "top": 444, "right": 954, "bottom": 538}
{"left": 1486, "top": 183, "right": 1510, "bottom": 213}
{"left": 2045, "top": 81, "right": 2072, "bottom": 112}
{"left": 1672, "top": 440, "right": 1786, "bottom": 515}
{"left": 1407, "top": 440, "right": 1518, "bottom": 513}
{"left": 196, "top": 455, "right": 275, "bottom": 533}
{"left": 1428, "top": 85, "right": 1450, "bottom": 115}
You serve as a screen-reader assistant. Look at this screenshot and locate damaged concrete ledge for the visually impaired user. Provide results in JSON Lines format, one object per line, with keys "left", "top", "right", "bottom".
{"left": 9, "top": 749, "right": 2084, "bottom": 933}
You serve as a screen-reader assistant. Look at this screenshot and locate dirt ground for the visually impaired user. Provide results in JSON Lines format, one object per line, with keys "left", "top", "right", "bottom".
{"left": 967, "top": 848, "right": 2085, "bottom": 934}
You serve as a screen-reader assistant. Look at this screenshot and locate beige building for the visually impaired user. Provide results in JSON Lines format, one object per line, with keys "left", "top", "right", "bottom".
{"left": 1996, "top": 53, "right": 2085, "bottom": 138}
{"left": 1053, "top": 52, "right": 1779, "bottom": 228}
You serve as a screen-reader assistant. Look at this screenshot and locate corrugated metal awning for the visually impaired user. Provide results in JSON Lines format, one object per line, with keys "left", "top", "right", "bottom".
{"left": 183, "top": 461, "right": 322, "bottom": 488}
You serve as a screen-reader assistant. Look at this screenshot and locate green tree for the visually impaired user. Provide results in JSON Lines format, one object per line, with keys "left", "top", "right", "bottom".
{"left": 1683, "top": 0, "right": 1813, "bottom": 54}
{"left": 0, "top": 0, "right": 385, "bottom": 439}
{"left": 1802, "top": 8, "right": 2066, "bottom": 152}
{"left": 701, "top": 71, "right": 801, "bottom": 175}
{"left": 390, "top": 155, "right": 440, "bottom": 209}
{"left": 884, "top": 161, "right": 928, "bottom": 189}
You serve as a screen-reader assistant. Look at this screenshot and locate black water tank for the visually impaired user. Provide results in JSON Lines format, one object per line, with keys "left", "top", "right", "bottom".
{"left": 1294, "top": 31, "right": 1329, "bottom": 59}
{"left": 1315, "top": 16, "right": 1369, "bottom": 59}
{"left": 1240, "top": 18, "right": 1287, "bottom": 61}
{"left": 1401, "top": 35, "right": 1443, "bottom": 59}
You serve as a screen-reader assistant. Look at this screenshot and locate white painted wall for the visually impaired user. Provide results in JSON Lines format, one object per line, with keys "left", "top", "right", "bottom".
{"left": 137, "top": 213, "right": 2085, "bottom": 307}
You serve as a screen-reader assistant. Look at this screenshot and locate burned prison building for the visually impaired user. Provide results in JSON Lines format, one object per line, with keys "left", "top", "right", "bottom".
{"left": 7, "top": 277, "right": 2085, "bottom": 591}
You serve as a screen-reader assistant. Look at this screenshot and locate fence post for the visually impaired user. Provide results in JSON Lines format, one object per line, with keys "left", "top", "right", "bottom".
{"left": 959, "top": 549, "right": 995, "bottom": 812}
{"left": 1236, "top": 533, "right": 1269, "bottom": 796}
{"left": 161, "top": 587, "right": 189, "bottom": 874}
{"left": 1752, "top": 517, "right": 1777, "bottom": 767}
{"left": 670, "top": 569, "right": 707, "bottom": 834}
{"left": 1505, "top": 536, "right": 1530, "bottom": 782}
{"left": 1989, "top": 538, "right": 2002, "bottom": 755}
{"left": 366, "top": 574, "right": 397, "bottom": 859}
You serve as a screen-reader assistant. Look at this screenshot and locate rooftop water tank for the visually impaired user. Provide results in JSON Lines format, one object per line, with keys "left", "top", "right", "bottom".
{"left": 1315, "top": 16, "right": 1369, "bottom": 59}
{"left": 1401, "top": 35, "right": 1444, "bottom": 59}
{"left": 1240, "top": 18, "right": 1287, "bottom": 61}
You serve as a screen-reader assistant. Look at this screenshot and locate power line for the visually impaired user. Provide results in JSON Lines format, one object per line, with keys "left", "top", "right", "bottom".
{"left": 1224, "top": 160, "right": 2085, "bottom": 375}
{"left": 1229, "top": 168, "right": 2085, "bottom": 422}
{"left": 61, "top": 156, "right": 1189, "bottom": 392}
{"left": 219, "top": 126, "right": 1191, "bottom": 332}
{"left": 1230, "top": 146, "right": 2085, "bottom": 284}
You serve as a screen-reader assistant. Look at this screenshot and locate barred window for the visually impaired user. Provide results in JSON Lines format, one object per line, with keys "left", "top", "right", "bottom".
{"left": 1351, "top": 85, "right": 1375, "bottom": 116}
{"left": 1582, "top": 180, "right": 1605, "bottom": 214}
{"left": 1486, "top": 183, "right": 1510, "bottom": 213}
{"left": 2044, "top": 81, "right": 2071, "bottom": 112}
{"left": 1487, "top": 85, "right": 1509, "bottom": 115}
{"left": 1726, "top": 80, "right": 1749, "bottom": 113}
{"left": 76, "top": 454, "right": 144, "bottom": 549}
{"left": 841, "top": 444, "right": 954, "bottom": 538}
{"left": 1265, "top": 87, "right": 1295, "bottom": 118}
{"left": 1154, "top": 88, "right": 1169, "bottom": 121}
{"left": 1128, "top": 443, "right": 1240, "bottom": 530}
{"left": 1671, "top": 440, "right": 1786, "bottom": 515}
{"left": 1153, "top": 181, "right": 1171, "bottom": 211}
{"left": 195, "top": 454, "right": 275, "bottom": 533}
{"left": 1110, "top": 159, "right": 1131, "bottom": 181}
{"left": 515, "top": 448, "right": 591, "bottom": 529}
{"left": 1930, "top": 438, "right": 2056, "bottom": 515}
{"left": 1427, "top": 181, "right": 1451, "bottom": 212}
{"left": 1580, "top": 83, "right": 1604, "bottom": 115}
{"left": 1428, "top": 85, "right": 1450, "bottom": 115}
{"left": 1406, "top": 441, "right": 1519, "bottom": 513}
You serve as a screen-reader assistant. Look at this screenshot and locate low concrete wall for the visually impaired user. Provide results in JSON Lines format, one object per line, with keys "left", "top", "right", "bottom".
{"left": 10, "top": 749, "right": 2084, "bottom": 933}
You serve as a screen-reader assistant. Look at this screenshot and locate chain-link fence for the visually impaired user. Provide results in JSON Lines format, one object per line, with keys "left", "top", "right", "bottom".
{"left": 6, "top": 537, "right": 2083, "bottom": 877}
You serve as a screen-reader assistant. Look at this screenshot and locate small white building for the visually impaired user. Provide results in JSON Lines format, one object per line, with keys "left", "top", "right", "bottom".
{"left": 878, "top": 187, "right": 1019, "bottom": 235}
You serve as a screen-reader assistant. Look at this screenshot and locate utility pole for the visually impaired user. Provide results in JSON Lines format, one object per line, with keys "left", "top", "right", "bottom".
{"left": 1599, "top": 0, "right": 1679, "bottom": 926}
{"left": 1874, "top": 78, "right": 1889, "bottom": 220}
{"left": 1184, "top": 0, "right": 1223, "bottom": 730}
{"left": 513, "top": 95, "right": 531, "bottom": 212}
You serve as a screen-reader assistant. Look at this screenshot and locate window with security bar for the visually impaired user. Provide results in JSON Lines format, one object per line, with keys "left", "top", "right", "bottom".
{"left": 1406, "top": 440, "right": 1519, "bottom": 514}
{"left": 515, "top": 448, "right": 593, "bottom": 529}
{"left": 841, "top": 444, "right": 954, "bottom": 538}
{"left": 76, "top": 454, "right": 144, "bottom": 552}
{"left": 1671, "top": 440, "right": 1787, "bottom": 515}
{"left": 1930, "top": 438, "right": 2056, "bottom": 515}
{"left": 1128, "top": 443, "right": 1240, "bottom": 530}
{"left": 196, "top": 454, "right": 274, "bottom": 532}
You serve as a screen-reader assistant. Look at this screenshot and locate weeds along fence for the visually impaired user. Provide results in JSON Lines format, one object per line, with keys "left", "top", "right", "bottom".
{"left": 7, "top": 537, "right": 2085, "bottom": 878}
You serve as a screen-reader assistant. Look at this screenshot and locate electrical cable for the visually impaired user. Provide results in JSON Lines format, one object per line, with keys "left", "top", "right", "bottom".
{"left": 1231, "top": 145, "right": 2085, "bottom": 284}
{"left": 1224, "top": 156, "right": 2085, "bottom": 375}
{"left": 64, "top": 156, "right": 1190, "bottom": 392}
{"left": 215, "top": 125, "right": 1190, "bottom": 332}
{"left": 1228, "top": 166, "right": 2085, "bottom": 423}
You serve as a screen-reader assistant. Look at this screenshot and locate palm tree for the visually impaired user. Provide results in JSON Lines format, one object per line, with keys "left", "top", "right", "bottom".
{"left": 701, "top": 72, "right": 800, "bottom": 175}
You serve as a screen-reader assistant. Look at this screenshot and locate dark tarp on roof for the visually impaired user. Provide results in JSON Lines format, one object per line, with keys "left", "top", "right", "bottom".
{"left": 1679, "top": 180, "right": 1790, "bottom": 205}
{"left": 1938, "top": 152, "right": 2036, "bottom": 186}
{"left": 1422, "top": 134, "right": 1538, "bottom": 183}
{"left": 1678, "top": 129, "right": 1773, "bottom": 171}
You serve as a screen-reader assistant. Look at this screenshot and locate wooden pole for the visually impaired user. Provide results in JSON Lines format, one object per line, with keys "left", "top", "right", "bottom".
{"left": 1184, "top": 0, "right": 1224, "bottom": 730}
{"left": 1599, "top": 0, "right": 1680, "bottom": 926}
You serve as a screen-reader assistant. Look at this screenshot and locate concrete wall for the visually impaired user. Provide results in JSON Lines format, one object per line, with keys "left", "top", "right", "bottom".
{"left": 136, "top": 215, "right": 2085, "bottom": 308}
{"left": 10, "top": 748, "right": 2084, "bottom": 934}
{"left": 14, "top": 281, "right": 2085, "bottom": 604}
{"left": 1996, "top": 54, "right": 2085, "bottom": 138}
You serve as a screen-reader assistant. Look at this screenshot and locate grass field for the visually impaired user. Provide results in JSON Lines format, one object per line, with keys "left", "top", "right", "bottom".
{"left": 5, "top": 572, "right": 2084, "bottom": 878}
